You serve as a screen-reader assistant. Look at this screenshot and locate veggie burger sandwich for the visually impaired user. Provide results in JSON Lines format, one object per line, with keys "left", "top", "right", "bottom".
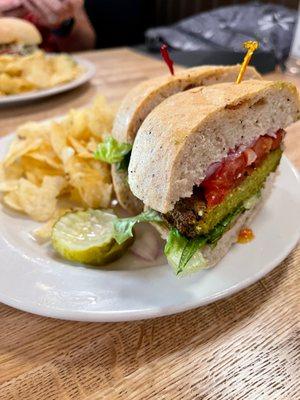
{"left": 96, "top": 74, "right": 300, "bottom": 275}
{"left": 107, "top": 65, "right": 261, "bottom": 214}
{"left": 126, "top": 80, "right": 300, "bottom": 274}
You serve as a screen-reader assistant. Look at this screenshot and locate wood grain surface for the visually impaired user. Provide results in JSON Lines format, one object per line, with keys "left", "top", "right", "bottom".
{"left": 0, "top": 48, "right": 299, "bottom": 400}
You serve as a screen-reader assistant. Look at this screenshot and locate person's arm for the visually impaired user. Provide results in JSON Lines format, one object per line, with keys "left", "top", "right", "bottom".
{"left": 22, "top": 0, "right": 96, "bottom": 51}
{"left": 0, "top": 0, "right": 24, "bottom": 16}
{"left": 52, "top": 6, "right": 96, "bottom": 52}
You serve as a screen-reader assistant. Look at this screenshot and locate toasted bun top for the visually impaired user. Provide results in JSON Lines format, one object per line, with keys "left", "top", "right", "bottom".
{"left": 128, "top": 80, "right": 300, "bottom": 213}
{"left": 112, "top": 65, "right": 260, "bottom": 214}
{"left": 112, "top": 65, "right": 261, "bottom": 145}
{"left": 112, "top": 65, "right": 261, "bottom": 215}
{"left": 0, "top": 17, "right": 42, "bottom": 45}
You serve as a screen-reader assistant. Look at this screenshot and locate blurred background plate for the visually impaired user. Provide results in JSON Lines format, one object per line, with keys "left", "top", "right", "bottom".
{"left": 0, "top": 56, "right": 96, "bottom": 106}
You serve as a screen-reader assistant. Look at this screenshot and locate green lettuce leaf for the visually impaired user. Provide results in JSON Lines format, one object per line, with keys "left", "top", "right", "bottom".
{"left": 164, "top": 229, "right": 188, "bottom": 273}
{"left": 179, "top": 235, "right": 207, "bottom": 272}
{"left": 94, "top": 136, "right": 132, "bottom": 164}
{"left": 164, "top": 204, "right": 248, "bottom": 275}
{"left": 116, "top": 152, "right": 131, "bottom": 171}
{"left": 113, "top": 209, "right": 162, "bottom": 244}
{"left": 164, "top": 229, "right": 207, "bottom": 276}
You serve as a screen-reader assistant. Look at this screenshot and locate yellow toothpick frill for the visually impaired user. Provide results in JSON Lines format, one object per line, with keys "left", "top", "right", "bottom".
{"left": 236, "top": 41, "right": 259, "bottom": 84}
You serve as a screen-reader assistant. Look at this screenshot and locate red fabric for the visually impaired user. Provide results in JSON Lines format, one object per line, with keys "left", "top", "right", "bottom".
{"left": 24, "top": 14, "right": 60, "bottom": 52}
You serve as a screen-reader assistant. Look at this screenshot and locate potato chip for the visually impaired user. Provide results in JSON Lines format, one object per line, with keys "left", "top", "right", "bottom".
{"left": 61, "top": 147, "right": 75, "bottom": 164}
{"left": 21, "top": 155, "right": 62, "bottom": 174}
{"left": 24, "top": 165, "right": 62, "bottom": 186}
{"left": 3, "top": 136, "right": 42, "bottom": 167}
{"left": 67, "top": 136, "right": 94, "bottom": 159}
{"left": 69, "top": 188, "right": 84, "bottom": 205}
{"left": 0, "top": 72, "right": 33, "bottom": 94}
{"left": 82, "top": 181, "right": 112, "bottom": 209}
{"left": 27, "top": 141, "right": 62, "bottom": 170}
{"left": 50, "top": 123, "right": 68, "bottom": 159}
{"left": 3, "top": 190, "right": 23, "bottom": 212}
{"left": 0, "top": 161, "right": 23, "bottom": 181}
{"left": 87, "top": 95, "right": 114, "bottom": 138}
{"left": 17, "top": 121, "right": 50, "bottom": 140}
{"left": 49, "top": 55, "right": 80, "bottom": 85}
{"left": 17, "top": 176, "right": 67, "bottom": 222}
{"left": 65, "top": 156, "right": 112, "bottom": 208}
{"left": 65, "top": 108, "right": 90, "bottom": 140}
{"left": 0, "top": 94, "right": 114, "bottom": 230}
{"left": 86, "top": 137, "right": 99, "bottom": 154}
{"left": 0, "top": 180, "right": 19, "bottom": 192}
{"left": 32, "top": 207, "right": 70, "bottom": 242}
{"left": 21, "top": 54, "right": 53, "bottom": 88}
{"left": 24, "top": 171, "right": 41, "bottom": 186}
{"left": 68, "top": 136, "right": 86, "bottom": 154}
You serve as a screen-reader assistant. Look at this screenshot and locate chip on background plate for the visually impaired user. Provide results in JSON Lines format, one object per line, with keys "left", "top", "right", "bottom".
{"left": 0, "top": 51, "right": 82, "bottom": 95}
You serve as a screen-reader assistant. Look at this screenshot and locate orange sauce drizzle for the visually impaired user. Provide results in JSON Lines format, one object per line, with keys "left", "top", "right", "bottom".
{"left": 237, "top": 228, "right": 255, "bottom": 244}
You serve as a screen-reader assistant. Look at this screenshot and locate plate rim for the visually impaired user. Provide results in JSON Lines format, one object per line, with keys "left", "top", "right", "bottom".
{"left": 0, "top": 215, "right": 298, "bottom": 322}
{"left": 0, "top": 56, "right": 96, "bottom": 105}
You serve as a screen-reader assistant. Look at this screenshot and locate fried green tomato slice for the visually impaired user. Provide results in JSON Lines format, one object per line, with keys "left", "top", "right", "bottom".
{"left": 52, "top": 210, "right": 133, "bottom": 266}
{"left": 166, "top": 148, "right": 282, "bottom": 237}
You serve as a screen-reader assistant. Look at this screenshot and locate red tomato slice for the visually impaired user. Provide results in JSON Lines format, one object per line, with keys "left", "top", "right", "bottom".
{"left": 270, "top": 129, "right": 284, "bottom": 150}
{"left": 202, "top": 129, "right": 284, "bottom": 208}
{"left": 202, "top": 153, "right": 247, "bottom": 207}
{"left": 252, "top": 136, "right": 273, "bottom": 164}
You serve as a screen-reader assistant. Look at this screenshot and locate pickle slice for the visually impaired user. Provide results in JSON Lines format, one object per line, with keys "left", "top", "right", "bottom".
{"left": 51, "top": 210, "right": 133, "bottom": 266}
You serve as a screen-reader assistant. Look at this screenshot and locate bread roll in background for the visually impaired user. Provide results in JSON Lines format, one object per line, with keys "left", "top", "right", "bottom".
{"left": 0, "top": 17, "right": 42, "bottom": 45}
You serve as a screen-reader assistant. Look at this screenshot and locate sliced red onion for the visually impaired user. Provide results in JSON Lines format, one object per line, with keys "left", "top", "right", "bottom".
{"left": 227, "top": 151, "right": 239, "bottom": 161}
{"left": 265, "top": 128, "right": 278, "bottom": 138}
{"left": 205, "top": 161, "right": 221, "bottom": 179}
{"left": 202, "top": 130, "right": 280, "bottom": 182}
{"left": 130, "top": 225, "right": 161, "bottom": 262}
{"left": 235, "top": 142, "right": 250, "bottom": 153}
{"left": 244, "top": 148, "right": 257, "bottom": 166}
{"left": 248, "top": 137, "right": 259, "bottom": 148}
{"left": 227, "top": 144, "right": 246, "bottom": 160}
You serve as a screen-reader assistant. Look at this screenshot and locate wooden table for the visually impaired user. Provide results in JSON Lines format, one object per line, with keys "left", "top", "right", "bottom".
{"left": 0, "top": 49, "right": 299, "bottom": 400}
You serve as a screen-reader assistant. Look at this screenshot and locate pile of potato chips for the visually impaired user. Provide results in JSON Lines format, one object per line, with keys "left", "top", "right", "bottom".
{"left": 0, "top": 50, "right": 81, "bottom": 95}
{"left": 0, "top": 95, "right": 115, "bottom": 239}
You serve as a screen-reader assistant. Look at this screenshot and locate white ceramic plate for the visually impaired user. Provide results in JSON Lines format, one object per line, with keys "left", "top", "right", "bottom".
{"left": 0, "top": 133, "right": 299, "bottom": 322}
{"left": 0, "top": 56, "right": 95, "bottom": 105}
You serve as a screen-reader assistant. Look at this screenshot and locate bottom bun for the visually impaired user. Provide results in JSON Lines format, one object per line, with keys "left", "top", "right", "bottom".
{"left": 112, "top": 164, "right": 143, "bottom": 215}
{"left": 154, "top": 172, "right": 276, "bottom": 270}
